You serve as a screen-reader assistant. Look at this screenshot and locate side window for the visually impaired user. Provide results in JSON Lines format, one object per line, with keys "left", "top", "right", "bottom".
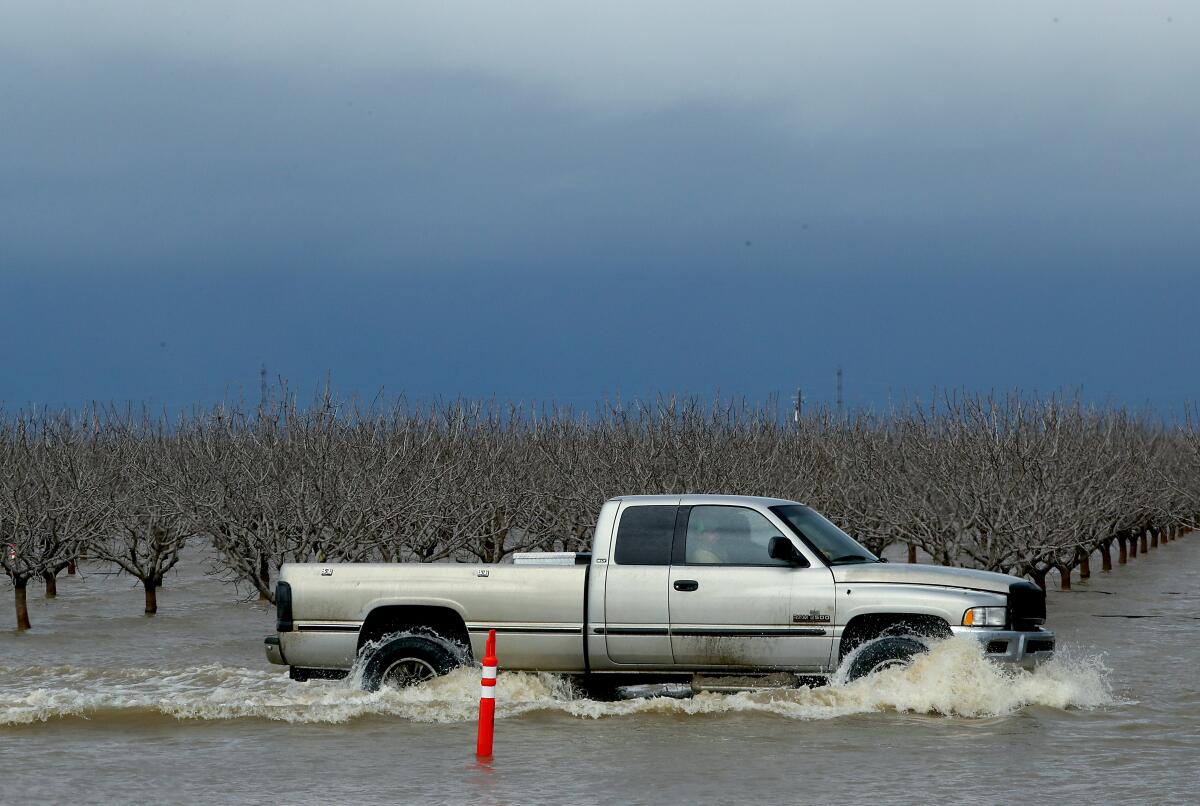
{"left": 685, "top": 506, "right": 790, "bottom": 566}
{"left": 613, "top": 506, "right": 676, "bottom": 565}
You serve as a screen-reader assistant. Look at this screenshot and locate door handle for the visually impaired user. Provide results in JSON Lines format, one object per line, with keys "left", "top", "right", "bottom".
{"left": 673, "top": 579, "right": 699, "bottom": 592}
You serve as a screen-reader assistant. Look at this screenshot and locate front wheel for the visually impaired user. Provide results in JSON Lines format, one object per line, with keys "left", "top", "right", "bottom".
{"left": 360, "top": 633, "right": 463, "bottom": 691}
{"left": 844, "top": 636, "right": 928, "bottom": 681}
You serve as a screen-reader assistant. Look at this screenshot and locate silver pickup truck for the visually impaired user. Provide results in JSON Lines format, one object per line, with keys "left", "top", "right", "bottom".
{"left": 264, "top": 495, "right": 1055, "bottom": 691}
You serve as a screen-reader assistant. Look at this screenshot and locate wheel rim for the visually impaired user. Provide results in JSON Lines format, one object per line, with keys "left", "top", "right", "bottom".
{"left": 867, "top": 658, "right": 909, "bottom": 676}
{"left": 380, "top": 656, "right": 438, "bottom": 688}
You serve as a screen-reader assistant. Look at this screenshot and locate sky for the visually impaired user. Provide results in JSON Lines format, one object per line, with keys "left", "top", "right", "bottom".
{"left": 1, "top": 1, "right": 1198, "bottom": 414}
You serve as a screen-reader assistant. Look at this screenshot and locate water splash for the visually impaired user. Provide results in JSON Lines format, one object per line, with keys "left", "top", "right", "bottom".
{"left": 0, "top": 638, "right": 1113, "bottom": 727}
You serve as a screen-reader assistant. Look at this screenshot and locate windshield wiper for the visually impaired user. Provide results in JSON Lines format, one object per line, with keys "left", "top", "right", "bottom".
{"left": 828, "top": 554, "right": 872, "bottom": 564}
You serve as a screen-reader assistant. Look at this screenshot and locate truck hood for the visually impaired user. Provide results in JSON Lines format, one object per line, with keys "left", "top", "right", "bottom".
{"left": 830, "top": 562, "right": 1023, "bottom": 594}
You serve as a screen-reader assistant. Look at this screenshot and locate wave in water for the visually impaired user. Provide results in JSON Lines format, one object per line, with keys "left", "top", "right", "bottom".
{"left": 0, "top": 638, "right": 1113, "bottom": 727}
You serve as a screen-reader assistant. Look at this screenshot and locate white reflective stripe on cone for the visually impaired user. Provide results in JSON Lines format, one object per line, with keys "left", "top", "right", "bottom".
{"left": 480, "top": 686, "right": 496, "bottom": 699}
{"left": 481, "top": 666, "right": 498, "bottom": 680}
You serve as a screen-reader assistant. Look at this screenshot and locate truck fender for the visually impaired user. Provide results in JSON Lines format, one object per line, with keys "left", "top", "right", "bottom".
{"left": 356, "top": 597, "right": 473, "bottom": 655}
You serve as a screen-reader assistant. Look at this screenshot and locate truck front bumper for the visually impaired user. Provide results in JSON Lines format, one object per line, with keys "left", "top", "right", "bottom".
{"left": 949, "top": 626, "right": 1055, "bottom": 669}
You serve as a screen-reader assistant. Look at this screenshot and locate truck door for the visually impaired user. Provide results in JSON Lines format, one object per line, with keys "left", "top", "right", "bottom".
{"left": 602, "top": 502, "right": 677, "bottom": 665}
{"left": 668, "top": 505, "right": 835, "bottom": 671}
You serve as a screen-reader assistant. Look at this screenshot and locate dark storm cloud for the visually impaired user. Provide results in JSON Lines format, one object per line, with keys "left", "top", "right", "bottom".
{"left": 1, "top": 2, "right": 1198, "bottom": 409}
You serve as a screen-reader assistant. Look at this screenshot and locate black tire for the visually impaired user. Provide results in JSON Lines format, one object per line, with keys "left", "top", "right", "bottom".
{"left": 360, "top": 633, "right": 462, "bottom": 691}
{"left": 570, "top": 674, "right": 630, "bottom": 702}
{"left": 845, "top": 636, "right": 928, "bottom": 681}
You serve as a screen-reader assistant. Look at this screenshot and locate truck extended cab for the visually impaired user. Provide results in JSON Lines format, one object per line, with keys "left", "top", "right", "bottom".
{"left": 265, "top": 495, "right": 1055, "bottom": 690}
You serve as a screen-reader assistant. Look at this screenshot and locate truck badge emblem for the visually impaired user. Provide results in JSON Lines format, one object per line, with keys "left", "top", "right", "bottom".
{"left": 793, "top": 610, "right": 831, "bottom": 624}
{"left": 476, "top": 569, "right": 490, "bottom": 578}
{"left": 320, "top": 568, "right": 333, "bottom": 576}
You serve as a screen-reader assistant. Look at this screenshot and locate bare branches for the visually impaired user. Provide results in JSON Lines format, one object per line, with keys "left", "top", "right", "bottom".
{"left": 0, "top": 411, "right": 117, "bottom": 627}
{"left": 90, "top": 414, "right": 191, "bottom": 614}
{"left": 1, "top": 388, "right": 1195, "bottom": 626}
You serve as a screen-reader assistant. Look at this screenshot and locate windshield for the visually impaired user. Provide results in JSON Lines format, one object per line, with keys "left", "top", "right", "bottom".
{"left": 769, "top": 505, "right": 878, "bottom": 565}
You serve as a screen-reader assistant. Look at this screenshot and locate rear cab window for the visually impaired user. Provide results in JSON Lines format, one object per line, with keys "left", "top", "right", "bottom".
{"left": 613, "top": 505, "right": 676, "bottom": 565}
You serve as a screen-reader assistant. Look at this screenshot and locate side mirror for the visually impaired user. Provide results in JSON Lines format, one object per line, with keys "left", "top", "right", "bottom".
{"left": 768, "top": 536, "right": 807, "bottom": 566}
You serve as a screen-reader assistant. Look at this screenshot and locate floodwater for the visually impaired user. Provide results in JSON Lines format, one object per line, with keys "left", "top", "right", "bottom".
{"left": 3, "top": 539, "right": 1199, "bottom": 805}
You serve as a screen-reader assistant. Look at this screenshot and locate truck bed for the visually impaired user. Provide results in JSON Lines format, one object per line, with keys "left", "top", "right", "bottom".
{"left": 279, "top": 562, "right": 589, "bottom": 672}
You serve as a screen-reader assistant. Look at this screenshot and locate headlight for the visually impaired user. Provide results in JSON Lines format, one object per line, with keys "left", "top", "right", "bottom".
{"left": 962, "top": 606, "right": 1007, "bottom": 627}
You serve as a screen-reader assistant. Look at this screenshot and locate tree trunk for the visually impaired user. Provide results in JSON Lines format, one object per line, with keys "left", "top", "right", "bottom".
{"left": 1100, "top": 541, "right": 1113, "bottom": 572}
{"left": 144, "top": 579, "right": 158, "bottom": 615}
{"left": 907, "top": 543, "right": 917, "bottom": 563}
{"left": 1079, "top": 554, "right": 1091, "bottom": 579}
{"left": 258, "top": 554, "right": 271, "bottom": 601}
{"left": 1138, "top": 531, "right": 1148, "bottom": 553}
{"left": 67, "top": 560, "right": 77, "bottom": 576}
{"left": 1150, "top": 527, "right": 1159, "bottom": 549}
{"left": 14, "top": 578, "right": 31, "bottom": 631}
{"left": 43, "top": 571, "right": 57, "bottom": 598}
{"left": 1118, "top": 535, "right": 1128, "bottom": 564}
{"left": 1129, "top": 533, "right": 1138, "bottom": 558}
{"left": 1029, "top": 568, "right": 1048, "bottom": 591}
{"left": 1057, "top": 565, "right": 1072, "bottom": 590}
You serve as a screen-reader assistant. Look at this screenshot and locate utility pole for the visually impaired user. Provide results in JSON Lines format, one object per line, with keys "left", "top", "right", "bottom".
{"left": 793, "top": 388, "right": 803, "bottom": 423}
{"left": 836, "top": 366, "right": 843, "bottom": 416}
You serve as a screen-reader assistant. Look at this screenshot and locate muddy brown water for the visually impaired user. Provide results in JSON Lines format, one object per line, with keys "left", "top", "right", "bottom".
{"left": 3, "top": 539, "right": 1199, "bottom": 805}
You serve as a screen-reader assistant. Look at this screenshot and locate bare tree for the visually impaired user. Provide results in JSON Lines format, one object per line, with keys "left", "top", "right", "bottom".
{"left": 87, "top": 415, "right": 192, "bottom": 614}
{"left": 0, "top": 413, "right": 112, "bottom": 628}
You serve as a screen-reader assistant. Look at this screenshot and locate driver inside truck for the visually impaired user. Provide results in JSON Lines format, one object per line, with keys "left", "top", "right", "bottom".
{"left": 689, "top": 516, "right": 726, "bottom": 564}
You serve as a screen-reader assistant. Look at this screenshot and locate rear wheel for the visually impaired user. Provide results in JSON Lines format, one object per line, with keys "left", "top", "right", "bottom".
{"left": 845, "top": 636, "right": 928, "bottom": 681}
{"left": 360, "top": 633, "right": 462, "bottom": 691}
